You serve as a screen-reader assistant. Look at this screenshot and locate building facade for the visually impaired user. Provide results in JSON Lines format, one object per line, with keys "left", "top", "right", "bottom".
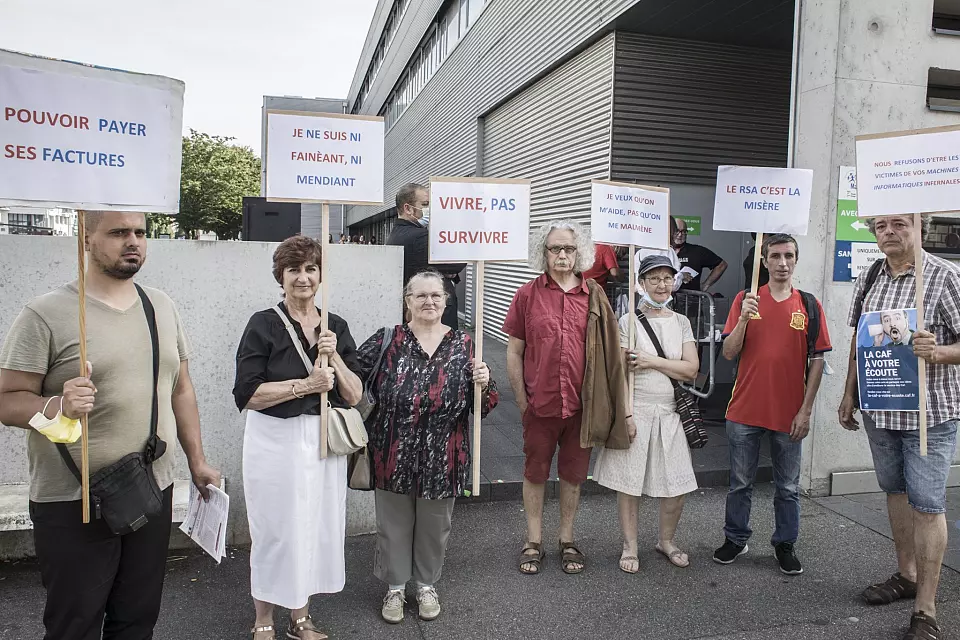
{"left": 345, "top": 0, "right": 960, "bottom": 494}
{"left": 0, "top": 206, "right": 76, "bottom": 236}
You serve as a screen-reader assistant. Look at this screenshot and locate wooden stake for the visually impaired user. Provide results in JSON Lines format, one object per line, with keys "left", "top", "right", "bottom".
{"left": 76, "top": 212, "right": 91, "bottom": 523}
{"left": 914, "top": 212, "right": 927, "bottom": 456}
{"left": 628, "top": 244, "right": 637, "bottom": 394}
{"left": 319, "top": 203, "right": 330, "bottom": 458}
{"left": 750, "top": 232, "right": 764, "bottom": 319}
{"left": 472, "top": 261, "right": 485, "bottom": 495}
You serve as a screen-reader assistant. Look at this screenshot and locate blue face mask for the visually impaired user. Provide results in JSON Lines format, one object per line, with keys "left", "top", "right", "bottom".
{"left": 640, "top": 291, "right": 673, "bottom": 310}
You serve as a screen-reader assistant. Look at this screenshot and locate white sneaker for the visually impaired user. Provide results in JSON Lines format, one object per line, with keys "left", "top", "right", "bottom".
{"left": 417, "top": 586, "right": 441, "bottom": 621}
{"left": 381, "top": 589, "right": 405, "bottom": 624}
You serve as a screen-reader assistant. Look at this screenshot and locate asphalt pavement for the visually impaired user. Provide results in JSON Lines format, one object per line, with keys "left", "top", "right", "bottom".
{"left": 2, "top": 486, "right": 959, "bottom": 639}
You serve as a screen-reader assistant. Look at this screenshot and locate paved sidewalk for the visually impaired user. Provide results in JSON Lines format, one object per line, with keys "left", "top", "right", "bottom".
{"left": 2, "top": 486, "right": 959, "bottom": 639}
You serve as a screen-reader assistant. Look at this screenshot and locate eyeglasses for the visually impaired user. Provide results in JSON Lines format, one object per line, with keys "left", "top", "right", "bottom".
{"left": 546, "top": 245, "right": 578, "bottom": 255}
{"left": 643, "top": 276, "right": 674, "bottom": 285}
{"left": 408, "top": 293, "right": 445, "bottom": 302}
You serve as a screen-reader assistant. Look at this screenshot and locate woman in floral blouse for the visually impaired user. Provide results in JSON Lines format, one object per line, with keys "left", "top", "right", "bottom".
{"left": 358, "top": 270, "right": 499, "bottom": 625}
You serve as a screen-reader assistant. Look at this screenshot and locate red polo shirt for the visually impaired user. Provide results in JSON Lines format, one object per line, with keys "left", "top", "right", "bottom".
{"left": 722, "top": 286, "right": 832, "bottom": 432}
{"left": 502, "top": 273, "right": 589, "bottom": 419}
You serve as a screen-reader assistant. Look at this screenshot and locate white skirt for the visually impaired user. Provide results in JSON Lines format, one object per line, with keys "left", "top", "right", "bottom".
{"left": 243, "top": 410, "right": 347, "bottom": 609}
{"left": 594, "top": 396, "right": 698, "bottom": 498}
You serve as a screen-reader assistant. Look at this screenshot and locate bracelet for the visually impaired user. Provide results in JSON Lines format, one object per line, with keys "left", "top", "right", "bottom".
{"left": 291, "top": 382, "right": 305, "bottom": 399}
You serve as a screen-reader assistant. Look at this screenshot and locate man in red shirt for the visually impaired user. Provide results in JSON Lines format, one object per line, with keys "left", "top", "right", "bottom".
{"left": 504, "top": 221, "right": 631, "bottom": 577}
{"left": 580, "top": 242, "right": 619, "bottom": 288}
{"left": 713, "top": 233, "right": 831, "bottom": 576}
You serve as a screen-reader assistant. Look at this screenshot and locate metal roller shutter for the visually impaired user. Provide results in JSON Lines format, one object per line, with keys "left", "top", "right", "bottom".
{"left": 467, "top": 34, "right": 615, "bottom": 343}
{"left": 611, "top": 33, "right": 792, "bottom": 184}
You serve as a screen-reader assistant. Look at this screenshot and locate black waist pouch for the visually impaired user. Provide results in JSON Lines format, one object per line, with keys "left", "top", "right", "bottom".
{"left": 57, "top": 285, "right": 168, "bottom": 535}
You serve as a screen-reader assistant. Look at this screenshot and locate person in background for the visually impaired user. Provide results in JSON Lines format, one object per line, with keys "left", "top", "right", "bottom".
{"left": 339, "top": 234, "right": 347, "bottom": 244}
{"left": 839, "top": 214, "right": 960, "bottom": 640}
{"left": 234, "top": 235, "right": 363, "bottom": 640}
{"left": 359, "top": 235, "right": 365, "bottom": 244}
{"left": 504, "top": 220, "right": 633, "bottom": 577}
{"left": 369, "top": 235, "right": 377, "bottom": 245}
{"left": 673, "top": 217, "right": 727, "bottom": 293}
{"left": 351, "top": 235, "right": 360, "bottom": 244}
{"left": 594, "top": 255, "right": 699, "bottom": 574}
{"left": 0, "top": 210, "right": 221, "bottom": 640}
{"left": 581, "top": 241, "right": 619, "bottom": 288}
{"left": 714, "top": 233, "right": 830, "bottom": 576}
{"left": 387, "top": 183, "right": 466, "bottom": 328}
{"left": 742, "top": 232, "right": 770, "bottom": 289}
{"left": 359, "top": 270, "right": 498, "bottom": 624}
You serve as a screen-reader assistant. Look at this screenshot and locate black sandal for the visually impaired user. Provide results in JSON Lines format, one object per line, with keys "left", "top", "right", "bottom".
{"left": 559, "top": 541, "right": 586, "bottom": 575}
{"left": 904, "top": 611, "right": 941, "bottom": 639}
{"left": 519, "top": 542, "right": 544, "bottom": 575}
{"left": 862, "top": 572, "right": 917, "bottom": 605}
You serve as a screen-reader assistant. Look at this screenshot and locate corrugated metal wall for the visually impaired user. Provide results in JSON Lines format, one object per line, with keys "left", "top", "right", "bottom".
{"left": 467, "top": 35, "right": 615, "bottom": 342}
{"left": 610, "top": 33, "right": 792, "bottom": 184}
{"left": 346, "top": 0, "right": 639, "bottom": 226}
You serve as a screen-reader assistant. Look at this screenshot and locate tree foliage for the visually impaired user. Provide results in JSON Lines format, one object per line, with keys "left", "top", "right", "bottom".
{"left": 176, "top": 129, "right": 260, "bottom": 239}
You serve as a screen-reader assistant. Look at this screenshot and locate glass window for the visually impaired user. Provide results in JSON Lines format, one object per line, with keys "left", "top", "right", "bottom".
{"left": 446, "top": 3, "right": 460, "bottom": 46}
{"left": 459, "top": 0, "right": 469, "bottom": 36}
{"left": 468, "top": 0, "right": 484, "bottom": 27}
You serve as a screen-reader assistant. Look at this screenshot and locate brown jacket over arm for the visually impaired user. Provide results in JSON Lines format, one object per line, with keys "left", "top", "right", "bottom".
{"left": 580, "top": 279, "right": 630, "bottom": 449}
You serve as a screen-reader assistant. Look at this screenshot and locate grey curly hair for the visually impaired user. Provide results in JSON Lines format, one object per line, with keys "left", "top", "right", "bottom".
{"left": 528, "top": 220, "right": 596, "bottom": 273}
{"left": 866, "top": 214, "right": 932, "bottom": 242}
{"left": 404, "top": 269, "right": 448, "bottom": 301}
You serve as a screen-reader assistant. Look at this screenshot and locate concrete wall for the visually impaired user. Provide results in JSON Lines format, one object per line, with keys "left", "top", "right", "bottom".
{"left": 795, "top": 0, "right": 960, "bottom": 494}
{"left": 0, "top": 236, "right": 402, "bottom": 548}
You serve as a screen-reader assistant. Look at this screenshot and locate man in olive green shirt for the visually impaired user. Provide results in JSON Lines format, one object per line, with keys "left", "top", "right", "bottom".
{"left": 0, "top": 211, "right": 220, "bottom": 640}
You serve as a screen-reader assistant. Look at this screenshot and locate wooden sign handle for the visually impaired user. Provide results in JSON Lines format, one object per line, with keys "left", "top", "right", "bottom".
{"left": 913, "top": 212, "right": 927, "bottom": 456}
{"left": 320, "top": 203, "right": 330, "bottom": 458}
{"left": 751, "top": 232, "right": 765, "bottom": 294}
{"left": 472, "top": 261, "right": 485, "bottom": 495}
{"left": 76, "top": 213, "right": 91, "bottom": 524}
{"left": 628, "top": 244, "right": 637, "bottom": 394}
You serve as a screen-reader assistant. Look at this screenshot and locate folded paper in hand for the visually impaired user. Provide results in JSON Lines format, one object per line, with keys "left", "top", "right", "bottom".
{"left": 179, "top": 483, "right": 229, "bottom": 563}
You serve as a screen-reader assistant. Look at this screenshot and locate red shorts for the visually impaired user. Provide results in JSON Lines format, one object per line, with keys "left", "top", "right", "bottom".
{"left": 522, "top": 411, "right": 591, "bottom": 485}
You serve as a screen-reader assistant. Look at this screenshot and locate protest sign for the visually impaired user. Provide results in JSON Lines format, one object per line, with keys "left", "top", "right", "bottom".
{"left": 428, "top": 176, "right": 531, "bottom": 262}
{"left": 0, "top": 49, "right": 183, "bottom": 212}
{"left": 713, "top": 166, "right": 814, "bottom": 236}
{"left": 590, "top": 180, "right": 670, "bottom": 250}
{"left": 264, "top": 109, "right": 385, "bottom": 456}
{"left": 0, "top": 50, "right": 186, "bottom": 523}
{"left": 428, "top": 176, "right": 531, "bottom": 493}
{"left": 263, "top": 110, "right": 384, "bottom": 205}
{"left": 855, "top": 125, "right": 960, "bottom": 218}
{"left": 856, "top": 308, "right": 921, "bottom": 412}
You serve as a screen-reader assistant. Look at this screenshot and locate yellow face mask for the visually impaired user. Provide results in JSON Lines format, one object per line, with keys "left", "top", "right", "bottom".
{"left": 29, "top": 398, "right": 82, "bottom": 444}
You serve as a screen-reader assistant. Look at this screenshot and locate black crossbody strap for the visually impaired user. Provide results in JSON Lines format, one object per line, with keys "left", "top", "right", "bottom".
{"left": 57, "top": 284, "right": 161, "bottom": 481}
{"left": 635, "top": 310, "right": 679, "bottom": 390}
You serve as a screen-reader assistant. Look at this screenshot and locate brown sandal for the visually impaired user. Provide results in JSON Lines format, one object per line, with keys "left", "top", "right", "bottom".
{"left": 251, "top": 624, "right": 275, "bottom": 640}
{"left": 286, "top": 615, "right": 327, "bottom": 640}
{"left": 862, "top": 572, "right": 917, "bottom": 605}
{"left": 519, "top": 542, "right": 544, "bottom": 575}
{"left": 904, "top": 611, "right": 941, "bottom": 639}
{"left": 559, "top": 541, "right": 586, "bottom": 574}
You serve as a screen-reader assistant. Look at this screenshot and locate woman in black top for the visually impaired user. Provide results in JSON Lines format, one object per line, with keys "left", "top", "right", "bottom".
{"left": 233, "top": 236, "right": 362, "bottom": 640}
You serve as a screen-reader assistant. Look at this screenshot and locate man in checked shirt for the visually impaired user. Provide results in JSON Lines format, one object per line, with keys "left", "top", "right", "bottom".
{"left": 839, "top": 213, "right": 960, "bottom": 640}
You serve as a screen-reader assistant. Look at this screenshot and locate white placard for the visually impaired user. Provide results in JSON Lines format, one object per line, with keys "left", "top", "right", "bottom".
{"left": 855, "top": 126, "right": 960, "bottom": 218}
{"left": 428, "top": 177, "right": 531, "bottom": 263}
{"left": 0, "top": 50, "right": 183, "bottom": 212}
{"left": 852, "top": 243, "right": 885, "bottom": 276}
{"left": 713, "top": 165, "right": 814, "bottom": 235}
{"left": 264, "top": 110, "right": 384, "bottom": 205}
{"left": 590, "top": 180, "right": 670, "bottom": 249}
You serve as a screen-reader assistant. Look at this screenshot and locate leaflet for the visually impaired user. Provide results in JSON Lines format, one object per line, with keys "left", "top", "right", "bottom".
{"left": 179, "top": 483, "right": 229, "bottom": 563}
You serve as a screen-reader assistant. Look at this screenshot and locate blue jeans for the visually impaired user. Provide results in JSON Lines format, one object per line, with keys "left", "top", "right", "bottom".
{"left": 724, "top": 421, "right": 802, "bottom": 547}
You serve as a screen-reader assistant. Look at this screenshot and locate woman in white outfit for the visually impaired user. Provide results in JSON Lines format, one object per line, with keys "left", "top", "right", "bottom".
{"left": 233, "top": 236, "right": 363, "bottom": 640}
{"left": 594, "top": 254, "right": 700, "bottom": 574}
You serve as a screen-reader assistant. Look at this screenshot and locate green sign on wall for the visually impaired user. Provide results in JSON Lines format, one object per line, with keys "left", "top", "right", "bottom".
{"left": 675, "top": 215, "right": 701, "bottom": 236}
{"left": 836, "top": 166, "right": 875, "bottom": 242}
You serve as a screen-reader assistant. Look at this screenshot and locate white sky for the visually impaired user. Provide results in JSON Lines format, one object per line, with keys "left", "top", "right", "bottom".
{"left": 0, "top": 0, "right": 379, "bottom": 154}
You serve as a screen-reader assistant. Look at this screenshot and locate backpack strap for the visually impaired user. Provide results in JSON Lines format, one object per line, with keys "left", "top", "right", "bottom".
{"left": 853, "top": 259, "right": 885, "bottom": 320}
{"left": 797, "top": 290, "right": 820, "bottom": 360}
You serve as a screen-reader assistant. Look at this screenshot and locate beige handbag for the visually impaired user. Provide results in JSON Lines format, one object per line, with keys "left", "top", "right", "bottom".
{"left": 272, "top": 306, "right": 368, "bottom": 456}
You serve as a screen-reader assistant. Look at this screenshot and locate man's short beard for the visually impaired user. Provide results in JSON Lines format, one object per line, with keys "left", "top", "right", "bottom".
{"left": 92, "top": 253, "right": 142, "bottom": 280}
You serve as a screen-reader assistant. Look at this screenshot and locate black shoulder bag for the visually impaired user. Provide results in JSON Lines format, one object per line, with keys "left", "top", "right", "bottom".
{"left": 57, "top": 284, "right": 167, "bottom": 534}
{"left": 635, "top": 311, "right": 708, "bottom": 449}
{"left": 348, "top": 326, "right": 395, "bottom": 491}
